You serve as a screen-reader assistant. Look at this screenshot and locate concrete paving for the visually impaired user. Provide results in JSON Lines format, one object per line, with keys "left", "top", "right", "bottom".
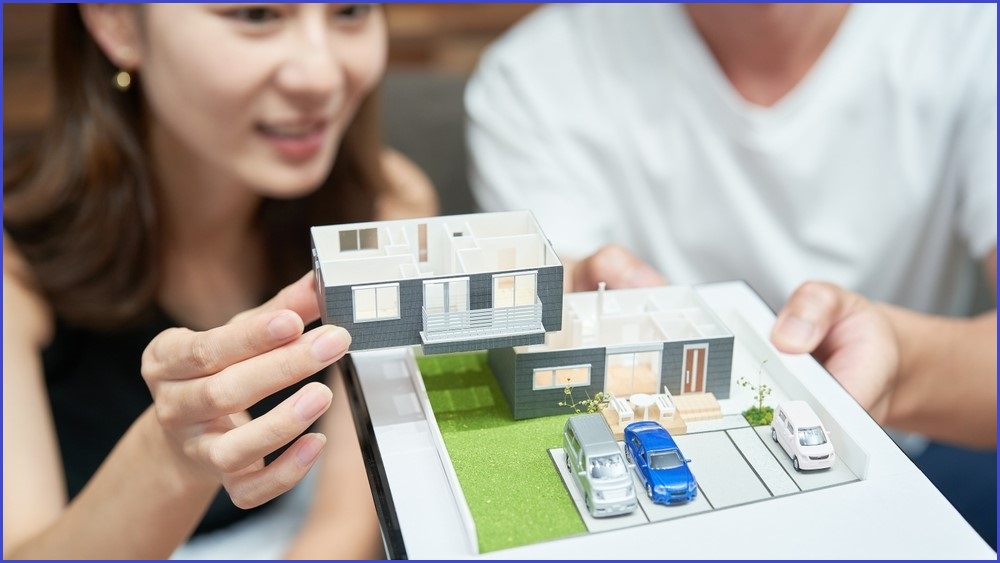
{"left": 550, "top": 421, "right": 860, "bottom": 531}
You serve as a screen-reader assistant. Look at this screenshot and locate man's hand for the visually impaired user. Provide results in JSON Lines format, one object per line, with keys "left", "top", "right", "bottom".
{"left": 771, "top": 281, "right": 899, "bottom": 423}
{"left": 568, "top": 244, "right": 666, "bottom": 292}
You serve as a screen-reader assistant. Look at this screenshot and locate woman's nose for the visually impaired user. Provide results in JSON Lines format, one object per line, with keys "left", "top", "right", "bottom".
{"left": 275, "top": 25, "right": 345, "bottom": 103}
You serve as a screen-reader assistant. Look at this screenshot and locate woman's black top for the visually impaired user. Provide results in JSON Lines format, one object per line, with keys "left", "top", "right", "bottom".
{"left": 42, "top": 307, "right": 321, "bottom": 536}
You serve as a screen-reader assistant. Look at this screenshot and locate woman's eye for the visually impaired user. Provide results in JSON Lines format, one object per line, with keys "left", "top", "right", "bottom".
{"left": 228, "top": 6, "right": 281, "bottom": 24}
{"left": 336, "top": 4, "right": 373, "bottom": 21}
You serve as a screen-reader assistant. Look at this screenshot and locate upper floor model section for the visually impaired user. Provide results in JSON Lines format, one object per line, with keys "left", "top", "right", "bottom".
{"left": 311, "top": 211, "right": 564, "bottom": 354}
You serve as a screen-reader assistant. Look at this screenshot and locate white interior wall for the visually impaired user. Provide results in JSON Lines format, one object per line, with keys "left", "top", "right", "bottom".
{"left": 456, "top": 246, "right": 484, "bottom": 274}
{"left": 321, "top": 254, "right": 417, "bottom": 285}
{"left": 596, "top": 315, "right": 665, "bottom": 345}
{"left": 424, "top": 223, "right": 453, "bottom": 276}
{"left": 312, "top": 224, "right": 388, "bottom": 256}
{"left": 313, "top": 212, "right": 560, "bottom": 286}
{"left": 475, "top": 234, "right": 544, "bottom": 271}
{"left": 462, "top": 211, "right": 536, "bottom": 238}
{"left": 652, "top": 316, "right": 702, "bottom": 340}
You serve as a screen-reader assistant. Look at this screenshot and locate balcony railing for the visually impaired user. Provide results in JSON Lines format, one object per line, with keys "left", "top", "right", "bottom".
{"left": 421, "top": 299, "right": 543, "bottom": 344}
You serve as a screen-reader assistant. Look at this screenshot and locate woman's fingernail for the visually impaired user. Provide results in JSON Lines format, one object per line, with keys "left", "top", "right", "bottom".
{"left": 295, "top": 434, "right": 326, "bottom": 465}
{"left": 311, "top": 326, "right": 351, "bottom": 362}
{"left": 294, "top": 386, "right": 331, "bottom": 420}
{"left": 268, "top": 313, "right": 299, "bottom": 340}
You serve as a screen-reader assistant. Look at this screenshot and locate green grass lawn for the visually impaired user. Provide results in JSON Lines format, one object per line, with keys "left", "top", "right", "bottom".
{"left": 416, "top": 351, "right": 587, "bottom": 553}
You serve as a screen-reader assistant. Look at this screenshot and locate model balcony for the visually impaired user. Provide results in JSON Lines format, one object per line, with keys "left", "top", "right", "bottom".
{"left": 421, "top": 299, "right": 544, "bottom": 344}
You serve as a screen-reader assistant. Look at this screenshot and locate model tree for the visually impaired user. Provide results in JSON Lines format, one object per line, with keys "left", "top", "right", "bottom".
{"left": 558, "top": 385, "right": 609, "bottom": 415}
{"left": 737, "top": 359, "right": 773, "bottom": 426}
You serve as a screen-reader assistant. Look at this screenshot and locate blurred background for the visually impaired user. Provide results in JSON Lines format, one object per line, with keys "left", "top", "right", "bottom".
{"left": 3, "top": 3, "right": 541, "bottom": 214}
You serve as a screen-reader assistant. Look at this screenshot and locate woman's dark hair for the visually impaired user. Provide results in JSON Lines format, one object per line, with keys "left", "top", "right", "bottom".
{"left": 3, "top": 4, "right": 386, "bottom": 329}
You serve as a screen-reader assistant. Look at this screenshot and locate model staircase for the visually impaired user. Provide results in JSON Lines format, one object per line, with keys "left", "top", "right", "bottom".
{"left": 672, "top": 392, "right": 723, "bottom": 422}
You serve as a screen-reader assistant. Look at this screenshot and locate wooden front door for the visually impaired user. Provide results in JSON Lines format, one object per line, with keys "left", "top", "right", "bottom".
{"left": 682, "top": 344, "right": 708, "bottom": 394}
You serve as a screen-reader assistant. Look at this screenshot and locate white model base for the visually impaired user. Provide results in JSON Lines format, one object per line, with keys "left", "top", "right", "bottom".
{"left": 349, "top": 281, "right": 996, "bottom": 559}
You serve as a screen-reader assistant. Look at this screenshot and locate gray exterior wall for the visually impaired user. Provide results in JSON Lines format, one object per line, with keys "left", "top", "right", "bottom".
{"left": 423, "top": 333, "right": 544, "bottom": 355}
{"left": 487, "top": 347, "right": 518, "bottom": 414}
{"left": 321, "top": 279, "right": 426, "bottom": 351}
{"left": 317, "top": 264, "right": 564, "bottom": 352}
{"left": 536, "top": 265, "right": 564, "bottom": 332}
{"left": 661, "top": 336, "right": 735, "bottom": 399}
{"left": 495, "top": 348, "right": 608, "bottom": 420}
{"left": 496, "top": 335, "right": 735, "bottom": 421}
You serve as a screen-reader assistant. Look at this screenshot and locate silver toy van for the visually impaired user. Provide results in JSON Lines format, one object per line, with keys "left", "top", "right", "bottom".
{"left": 563, "top": 413, "right": 637, "bottom": 517}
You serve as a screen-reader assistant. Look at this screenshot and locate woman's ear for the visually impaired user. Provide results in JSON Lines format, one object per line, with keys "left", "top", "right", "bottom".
{"left": 78, "top": 3, "right": 142, "bottom": 70}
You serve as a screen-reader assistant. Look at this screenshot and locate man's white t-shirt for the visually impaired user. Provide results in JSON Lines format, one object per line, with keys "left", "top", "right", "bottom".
{"left": 466, "top": 3, "right": 996, "bottom": 315}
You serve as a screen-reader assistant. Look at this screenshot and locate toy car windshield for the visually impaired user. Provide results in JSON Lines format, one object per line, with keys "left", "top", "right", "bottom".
{"left": 798, "top": 426, "right": 828, "bottom": 446}
{"left": 589, "top": 454, "right": 627, "bottom": 480}
{"left": 649, "top": 450, "right": 684, "bottom": 470}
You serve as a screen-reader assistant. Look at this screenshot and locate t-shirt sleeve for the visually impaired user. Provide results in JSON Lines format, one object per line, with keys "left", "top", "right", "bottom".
{"left": 955, "top": 5, "right": 997, "bottom": 260}
{"left": 464, "top": 8, "right": 618, "bottom": 261}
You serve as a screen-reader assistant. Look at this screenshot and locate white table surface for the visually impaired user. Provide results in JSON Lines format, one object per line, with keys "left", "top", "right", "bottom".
{"left": 628, "top": 393, "right": 655, "bottom": 420}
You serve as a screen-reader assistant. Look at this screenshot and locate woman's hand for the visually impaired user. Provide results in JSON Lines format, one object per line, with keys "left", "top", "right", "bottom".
{"left": 771, "top": 281, "right": 899, "bottom": 423}
{"left": 140, "top": 272, "right": 351, "bottom": 508}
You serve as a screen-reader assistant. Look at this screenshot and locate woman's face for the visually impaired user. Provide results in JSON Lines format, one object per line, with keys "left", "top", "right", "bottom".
{"left": 134, "top": 4, "right": 387, "bottom": 198}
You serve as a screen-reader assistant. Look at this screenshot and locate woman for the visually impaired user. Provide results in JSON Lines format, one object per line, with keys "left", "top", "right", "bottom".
{"left": 3, "top": 3, "right": 436, "bottom": 558}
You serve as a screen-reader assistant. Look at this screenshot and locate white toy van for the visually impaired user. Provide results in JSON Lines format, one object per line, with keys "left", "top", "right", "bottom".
{"left": 771, "top": 401, "right": 835, "bottom": 471}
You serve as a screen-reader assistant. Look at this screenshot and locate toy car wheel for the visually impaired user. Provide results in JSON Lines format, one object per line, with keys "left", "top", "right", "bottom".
{"left": 625, "top": 447, "right": 632, "bottom": 463}
{"left": 771, "top": 428, "right": 777, "bottom": 442}
{"left": 565, "top": 454, "right": 572, "bottom": 473}
{"left": 646, "top": 483, "right": 653, "bottom": 499}
{"left": 585, "top": 494, "right": 592, "bottom": 513}
{"left": 793, "top": 456, "right": 800, "bottom": 471}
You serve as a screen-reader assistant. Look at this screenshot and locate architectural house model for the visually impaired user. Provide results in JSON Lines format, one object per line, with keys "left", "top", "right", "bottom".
{"left": 314, "top": 216, "right": 939, "bottom": 558}
{"left": 311, "top": 211, "right": 564, "bottom": 354}
{"left": 488, "top": 285, "right": 734, "bottom": 420}
{"left": 312, "top": 212, "right": 735, "bottom": 429}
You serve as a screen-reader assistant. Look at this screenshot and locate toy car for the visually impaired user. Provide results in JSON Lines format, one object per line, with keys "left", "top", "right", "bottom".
{"left": 623, "top": 421, "right": 698, "bottom": 505}
{"left": 771, "top": 400, "right": 836, "bottom": 471}
{"left": 563, "top": 413, "right": 637, "bottom": 517}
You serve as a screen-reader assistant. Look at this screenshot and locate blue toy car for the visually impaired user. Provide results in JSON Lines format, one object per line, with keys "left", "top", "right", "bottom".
{"left": 623, "top": 421, "right": 698, "bottom": 505}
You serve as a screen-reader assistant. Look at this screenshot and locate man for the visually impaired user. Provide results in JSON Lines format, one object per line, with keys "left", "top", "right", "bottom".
{"left": 466, "top": 3, "right": 996, "bottom": 546}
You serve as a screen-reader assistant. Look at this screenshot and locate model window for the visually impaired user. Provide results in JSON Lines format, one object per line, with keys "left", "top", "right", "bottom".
{"left": 492, "top": 271, "right": 537, "bottom": 308}
{"left": 339, "top": 227, "right": 378, "bottom": 251}
{"left": 605, "top": 350, "right": 660, "bottom": 396}
{"left": 417, "top": 223, "right": 428, "bottom": 262}
{"left": 352, "top": 283, "right": 400, "bottom": 322}
{"left": 532, "top": 364, "right": 592, "bottom": 390}
{"left": 424, "top": 278, "right": 469, "bottom": 315}
{"left": 786, "top": 421, "right": 794, "bottom": 436}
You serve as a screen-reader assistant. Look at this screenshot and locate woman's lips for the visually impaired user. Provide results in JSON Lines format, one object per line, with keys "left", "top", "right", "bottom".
{"left": 257, "top": 120, "right": 329, "bottom": 161}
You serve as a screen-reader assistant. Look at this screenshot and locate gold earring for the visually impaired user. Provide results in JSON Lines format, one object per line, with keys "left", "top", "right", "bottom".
{"left": 114, "top": 47, "right": 135, "bottom": 92}
{"left": 113, "top": 69, "right": 132, "bottom": 92}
